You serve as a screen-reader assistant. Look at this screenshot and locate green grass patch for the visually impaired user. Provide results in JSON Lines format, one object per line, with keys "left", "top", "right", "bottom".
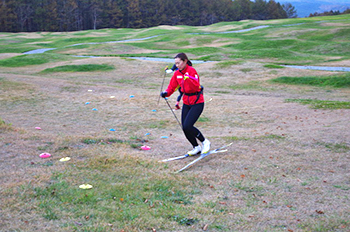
{"left": 41, "top": 64, "right": 114, "bottom": 73}
{"left": 0, "top": 45, "right": 39, "bottom": 53}
{"left": 180, "top": 46, "right": 221, "bottom": 56}
{"left": 223, "top": 136, "right": 250, "bottom": 141}
{"left": 240, "top": 68, "right": 253, "bottom": 73}
{"left": 119, "top": 52, "right": 172, "bottom": 58}
{"left": 257, "top": 134, "right": 286, "bottom": 140}
{"left": 170, "top": 215, "right": 199, "bottom": 226}
{"left": 81, "top": 137, "right": 149, "bottom": 149}
{"left": 319, "top": 142, "right": 350, "bottom": 153}
{"left": 199, "top": 54, "right": 226, "bottom": 61}
{"left": 214, "top": 60, "right": 242, "bottom": 69}
{"left": 81, "top": 137, "right": 124, "bottom": 145}
{"left": 333, "top": 185, "right": 350, "bottom": 191}
{"left": 226, "top": 39, "right": 297, "bottom": 50}
{"left": 56, "top": 35, "right": 131, "bottom": 47}
{"left": 285, "top": 99, "right": 350, "bottom": 109}
{"left": 264, "top": 64, "right": 284, "bottom": 69}
{"left": 271, "top": 74, "right": 350, "bottom": 88}
{"left": 0, "top": 77, "right": 32, "bottom": 91}
{"left": 22, "top": 154, "right": 198, "bottom": 230}
{"left": 115, "top": 79, "right": 135, "bottom": 84}
{"left": 0, "top": 117, "right": 13, "bottom": 132}
{"left": 198, "top": 116, "right": 210, "bottom": 122}
{"left": 228, "top": 81, "right": 273, "bottom": 91}
{"left": 229, "top": 48, "right": 298, "bottom": 60}
{"left": 214, "top": 90, "right": 231, "bottom": 94}
{"left": 223, "top": 134, "right": 285, "bottom": 141}
{"left": 148, "top": 120, "right": 167, "bottom": 129}
{"left": 0, "top": 54, "right": 73, "bottom": 67}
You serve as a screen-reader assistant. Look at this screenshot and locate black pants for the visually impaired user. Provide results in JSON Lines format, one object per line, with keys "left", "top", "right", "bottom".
{"left": 182, "top": 103, "right": 205, "bottom": 147}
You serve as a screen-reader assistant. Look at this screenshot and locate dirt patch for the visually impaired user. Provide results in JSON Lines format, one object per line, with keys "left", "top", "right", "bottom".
{"left": 322, "top": 59, "right": 350, "bottom": 67}
{"left": 0, "top": 53, "right": 22, "bottom": 59}
{"left": 320, "top": 22, "right": 350, "bottom": 27}
{"left": 266, "top": 28, "right": 318, "bottom": 38}
{"left": 15, "top": 33, "right": 45, "bottom": 39}
{"left": 184, "top": 39, "right": 235, "bottom": 48}
{"left": 27, "top": 41, "right": 54, "bottom": 45}
{"left": 200, "top": 24, "right": 245, "bottom": 32}
{"left": 156, "top": 25, "right": 182, "bottom": 30}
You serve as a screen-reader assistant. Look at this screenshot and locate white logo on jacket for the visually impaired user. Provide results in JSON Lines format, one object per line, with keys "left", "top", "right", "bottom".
{"left": 177, "top": 73, "right": 198, "bottom": 79}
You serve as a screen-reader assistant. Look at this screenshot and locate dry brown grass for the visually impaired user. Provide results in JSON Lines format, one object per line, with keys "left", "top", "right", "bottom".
{"left": 1, "top": 53, "right": 349, "bottom": 231}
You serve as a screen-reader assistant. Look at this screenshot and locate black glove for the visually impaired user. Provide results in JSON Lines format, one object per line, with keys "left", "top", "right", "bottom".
{"left": 160, "top": 91, "right": 167, "bottom": 98}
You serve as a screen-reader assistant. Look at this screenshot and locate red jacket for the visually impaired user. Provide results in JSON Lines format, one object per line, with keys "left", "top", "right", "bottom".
{"left": 165, "top": 65, "right": 204, "bottom": 105}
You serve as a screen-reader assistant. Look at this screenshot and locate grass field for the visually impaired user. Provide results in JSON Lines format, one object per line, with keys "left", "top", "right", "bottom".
{"left": 1, "top": 15, "right": 349, "bottom": 231}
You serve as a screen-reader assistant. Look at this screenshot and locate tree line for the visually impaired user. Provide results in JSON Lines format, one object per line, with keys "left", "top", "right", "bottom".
{"left": 0, "top": 0, "right": 296, "bottom": 32}
{"left": 309, "top": 8, "right": 350, "bottom": 17}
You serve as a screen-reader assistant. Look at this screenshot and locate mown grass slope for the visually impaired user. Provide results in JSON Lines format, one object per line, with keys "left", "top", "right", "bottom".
{"left": 0, "top": 15, "right": 349, "bottom": 231}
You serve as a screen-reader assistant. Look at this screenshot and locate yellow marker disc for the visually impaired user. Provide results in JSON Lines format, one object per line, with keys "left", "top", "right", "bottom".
{"left": 59, "top": 157, "right": 71, "bottom": 162}
{"left": 79, "top": 184, "right": 93, "bottom": 189}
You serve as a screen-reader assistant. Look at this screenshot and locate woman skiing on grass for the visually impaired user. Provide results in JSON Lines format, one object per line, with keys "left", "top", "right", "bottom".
{"left": 161, "top": 53, "right": 210, "bottom": 155}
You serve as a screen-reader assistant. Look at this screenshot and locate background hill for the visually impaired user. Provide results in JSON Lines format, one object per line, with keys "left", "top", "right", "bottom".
{"left": 277, "top": 0, "right": 350, "bottom": 17}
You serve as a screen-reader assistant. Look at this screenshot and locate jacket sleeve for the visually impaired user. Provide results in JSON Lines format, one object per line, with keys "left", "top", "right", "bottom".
{"left": 183, "top": 68, "right": 201, "bottom": 92}
{"left": 165, "top": 73, "right": 180, "bottom": 97}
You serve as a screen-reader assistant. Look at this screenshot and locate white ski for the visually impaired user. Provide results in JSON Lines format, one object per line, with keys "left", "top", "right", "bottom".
{"left": 175, "top": 143, "right": 233, "bottom": 173}
{"left": 159, "top": 153, "right": 199, "bottom": 162}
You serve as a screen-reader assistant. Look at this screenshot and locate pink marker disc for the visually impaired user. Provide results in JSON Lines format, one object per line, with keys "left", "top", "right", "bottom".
{"left": 141, "top": 145, "right": 151, "bottom": 150}
{"left": 39, "top": 153, "right": 51, "bottom": 158}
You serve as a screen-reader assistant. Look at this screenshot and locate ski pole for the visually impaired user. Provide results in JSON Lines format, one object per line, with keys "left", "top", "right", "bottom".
{"left": 164, "top": 98, "right": 182, "bottom": 130}
{"left": 157, "top": 66, "right": 168, "bottom": 105}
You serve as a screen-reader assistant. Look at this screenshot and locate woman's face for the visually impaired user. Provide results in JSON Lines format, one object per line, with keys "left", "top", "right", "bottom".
{"left": 175, "top": 57, "right": 186, "bottom": 71}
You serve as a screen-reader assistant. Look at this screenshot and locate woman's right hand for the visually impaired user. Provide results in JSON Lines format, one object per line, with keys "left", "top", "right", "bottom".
{"left": 160, "top": 91, "right": 168, "bottom": 98}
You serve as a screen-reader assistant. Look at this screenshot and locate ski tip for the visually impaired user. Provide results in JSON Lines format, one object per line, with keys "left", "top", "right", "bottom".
{"left": 159, "top": 158, "right": 178, "bottom": 162}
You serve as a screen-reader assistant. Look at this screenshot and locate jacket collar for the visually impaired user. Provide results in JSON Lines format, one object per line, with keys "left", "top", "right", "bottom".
{"left": 179, "top": 64, "right": 188, "bottom": 74}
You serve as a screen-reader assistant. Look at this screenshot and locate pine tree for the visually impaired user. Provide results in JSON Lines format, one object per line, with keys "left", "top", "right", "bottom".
{"left": 231, "top": 0, "right": 252, "bottom": 21}
{"left": 47, "top": 0, "right": 59, "bottom": 31}
{"left": 0, "top": 0, "right": 17, "bottom": 32}
{"left": 15, "top": 0, "right": 34, "bottom": 31}
{"left": 126, "top": 0, "right": 142, "bottom": 28}
{"left": 267, "top": 0, "right": 282, "bottom": 19}
{"left": 252, "top": 0, "right": 267, "bottom": 20}
{"left": 105, "top": 0, "right": 123, "bottom": 28}
{"left": 282, "top": 2, "right": 297, "bottom": 18}
{"left": 57, "top": 0, "right": 78, "bottom": 31}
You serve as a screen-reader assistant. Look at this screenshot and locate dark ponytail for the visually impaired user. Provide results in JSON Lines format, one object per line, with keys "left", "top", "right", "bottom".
{"left": 175, "top": 53, "right": 192, "bottom": 66}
